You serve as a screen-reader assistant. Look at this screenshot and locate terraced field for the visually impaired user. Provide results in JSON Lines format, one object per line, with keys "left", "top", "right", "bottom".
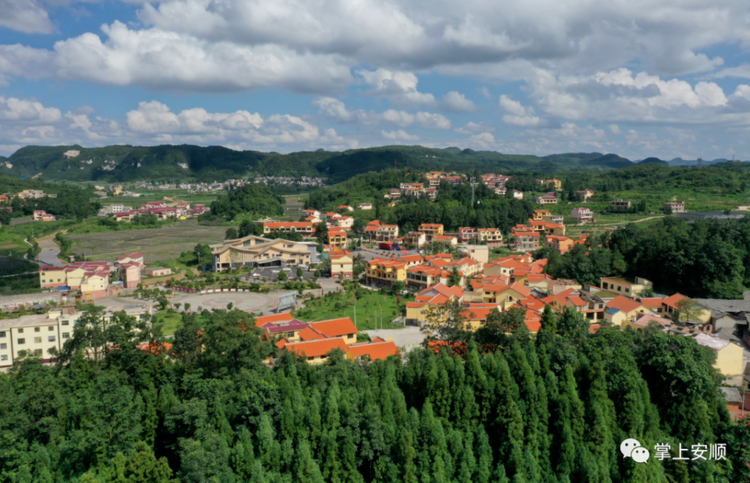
{"left": 68, "top": 220, "right": 224, "bottom": 263}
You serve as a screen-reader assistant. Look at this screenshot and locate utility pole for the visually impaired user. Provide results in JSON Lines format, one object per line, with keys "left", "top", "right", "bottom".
{"left": 471, "top": 176, "right": 476, "bottom": 205}
{"left": 354, "top": 303, "right": 357, "bottom": 328}
{"left": 379, "top": 306, "right": 383, "bottom": 330}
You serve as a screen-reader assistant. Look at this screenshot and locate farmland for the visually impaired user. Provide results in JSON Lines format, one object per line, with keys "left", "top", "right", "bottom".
{"left": 67, "top": 219, "right": 223, "bottom": 263}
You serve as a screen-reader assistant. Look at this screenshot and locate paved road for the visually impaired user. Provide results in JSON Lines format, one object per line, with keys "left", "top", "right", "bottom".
{"left": 37, "top": 234, "right": 62, "bottom": 266}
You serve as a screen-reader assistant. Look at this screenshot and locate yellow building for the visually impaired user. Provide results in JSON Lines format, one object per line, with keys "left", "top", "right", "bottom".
{"left": 211, "top": 235, "right": 311, "bottom": 271}
{"left": 405, "top": 283, "right": 464, "bottom": 327}
{"left": 603, "top": 295, "right": 652, "bottom": 327}
{"left": 329, "top": 250, "right": 353, "bottom": 280}
{"left": 694, "top": 333, "right": 744, "bottom": 376}
{"left": 365, "top": 258, "right": 407, "bottom": 287}
{"left": 661, "top": 293, "right": 712, "bottom": 323}
{"left": 327, "top": 229, "right": 348, "bottom": 249}
{"left": 600, "top": 277, "right": 653, "bottom": 297}
{"left": 418, "top": 223, "right": 444, "bottom": 241}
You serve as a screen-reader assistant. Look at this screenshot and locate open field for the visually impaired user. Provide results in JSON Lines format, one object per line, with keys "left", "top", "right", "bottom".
{"left": 98, "top": 189, "right": 221, "bottom": 210}
{"left": 292, "top": 290, "right": 408, "bottom": 330}
{"left": 67, "top": 219, "right": 224, "bottom": 263}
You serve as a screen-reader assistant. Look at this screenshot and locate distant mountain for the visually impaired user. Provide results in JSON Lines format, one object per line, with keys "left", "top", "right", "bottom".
{"left": 638, "top": 157, "right": 668, "bottom": 165}
{"left": 0, "top": 144, "right": 645, "bottom": 183}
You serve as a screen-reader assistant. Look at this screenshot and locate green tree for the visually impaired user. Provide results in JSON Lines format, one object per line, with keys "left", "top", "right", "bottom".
{"left": 225, "top": 227, "right": 238, "bottom": 239}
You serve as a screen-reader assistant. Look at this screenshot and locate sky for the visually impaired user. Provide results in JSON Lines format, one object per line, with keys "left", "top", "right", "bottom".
{"left": 1, "top": 1, "right": 750, "bottom": 160}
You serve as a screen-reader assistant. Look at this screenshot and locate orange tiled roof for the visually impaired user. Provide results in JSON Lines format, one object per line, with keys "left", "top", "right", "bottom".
{"left": 284, "top": 338, "right": 349, "bottom": 358}
{"left": 255, "top": 312, "right": 295, "bottom": 328}
{"left": 662, "top": 293, "right": 689, "bottom": 309}
{"left": 348, "top": 341, "right": 400, "bottom": 360}
{"left": 607, "top": 295, "right": 643, "bottom": 313}
{"left": 310, "top": 318, "right": 358, "bottom": 338}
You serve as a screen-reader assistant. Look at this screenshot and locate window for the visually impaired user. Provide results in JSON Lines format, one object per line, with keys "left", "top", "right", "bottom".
{"left": 0, "top": 331, "right": 5, "bottom": 338}
{"left": 48, "top": 336, "right": 55, "bottom": 342}
{"left": 34, "top": 349, "right": 42, "bottom": 356}
{"left": 61, "top": 320, "right": 69, "bottom": 326}
{"left": 0, "top": 355, "right": 7, "bottom": 361}
{"left": 17, "top": 338, "right": 25, "bottom": 344}
{"left": 34, "top": 337, "right": 41, "bottom": 343}
{"left": 34, "top": 327, "right": 40, "bottom": 332}
{"left": 48, "top": 326, "right": 54, "bottom": 331}
{"left": 17, "top": 328, "right": 23, "bottom": 334}
{"left": 62, "top": 332, "right": 70, "bottom": 339}
{"left": 0, "top": 343, "right": 6, "bottom": 349}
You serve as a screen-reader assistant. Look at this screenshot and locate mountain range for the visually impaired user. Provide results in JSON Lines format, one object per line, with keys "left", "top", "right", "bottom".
{"left": 0, "top": 144, "right": 742, "bottom": 183}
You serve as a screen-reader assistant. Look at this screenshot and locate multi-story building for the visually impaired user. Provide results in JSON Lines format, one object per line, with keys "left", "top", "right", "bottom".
{"left": 532, "top": 210, "right": 551, "bottom": 221}
{"left": 327, "top": 229, "right": 348, "bottom": 249}
{"left": 261, "top": 221, "right": 315, "bottom": 237}
{"left": 366, "top": 258, "right": 407, "bottom": 287}
{"left": 33, "top": 210, "right": 56, "bottom": 222}
{"left": 664, "top": 201, "right": 685, "bottom": 213}
{"left": 610, "top": 199, "right": 632, "bottom": 211}
{"left": 577, "top": 189, "right": 595, "bottom": 200}
{"left": 512, "top": 190, "right": 523, "bottom": 199}
{"left": 404, "top": 231, "right": 426, "bottom": 248}
{"left": 376, "top": 224, "right": 399, "bottom": 242}
{"left": 358, "top": 203, "right": 372, "bottom": 210}
{"left": 418, "top": 223, "right": 444, "bottom": 241}
{"left": 211, "top": 235, "right": 312, "bottom": 271}
{"left": 38, "top": 262, "right": 113, "bottom": 299}
{"left": 536, "top": 193, "right": 558, "bottom": 205}
{"left": 514, "top": 231, "right": 540, "bottom": 251}
{"left": 545, "top": 235, "right": 575, "bottom": 255}
{"left": 571, "top": 207, "right": 593, "bottom": 223}
{"left": 599, "top": 276, "right": 652, "bottom": 297}
{"left": 329, "top": 250, "right": 353, "bottom": 279}
{"left": 405, "top": 283, "right": 464, "bottom": 326}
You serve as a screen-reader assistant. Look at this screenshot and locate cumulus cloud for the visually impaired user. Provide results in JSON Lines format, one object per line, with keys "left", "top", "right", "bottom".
{"left": 0, "top": 21, "right": 353, "bottom": 94}
{"left": 357, "top": 69, "right": 436, "bottom": 107}
{"left": 0, "top": 97, "right": 357, "bottom": 154}
{"left": 313, "top": 97, "right": 451, "bottom": 129}
{"left": 0, "top": 0, "right": 54, "bottom": 34}
{"left": 454, "top": 122, "right": 494, "bottom": 134}
{"left": 499, "top": 95, "right": 541, "bottom": 127}
{"left": 441, "top": 91, "right": 477, "bottom": 112}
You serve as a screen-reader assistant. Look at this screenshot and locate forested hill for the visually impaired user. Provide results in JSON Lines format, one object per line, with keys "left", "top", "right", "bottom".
{"left": 0, "top": 144, "right": 651, "bottom": 183}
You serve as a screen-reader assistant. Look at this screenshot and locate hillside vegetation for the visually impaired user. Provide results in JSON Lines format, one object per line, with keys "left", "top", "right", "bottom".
{"left": 0, "top": 145, "right": 646, "bottom": 183}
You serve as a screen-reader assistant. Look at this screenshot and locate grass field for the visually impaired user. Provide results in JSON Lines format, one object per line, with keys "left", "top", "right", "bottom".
{"left": 292, "top": 290, "right": 408, "bottom": 330}
{"left": 67, "top": 219, "right": 224, "bottom": 263}
{"left": 152, "top": 309, "right": 209, "bottom": 336}
{"left": 0, "top": 219, "right": 76, "bottom": 256}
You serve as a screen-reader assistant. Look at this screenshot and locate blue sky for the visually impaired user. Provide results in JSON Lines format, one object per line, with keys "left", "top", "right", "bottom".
{"left": 1, "top": 0, "right": 750, "bottom": 160}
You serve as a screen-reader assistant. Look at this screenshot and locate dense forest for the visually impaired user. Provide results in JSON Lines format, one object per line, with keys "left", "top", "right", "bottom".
{"left": 0, "top": 305, "right": 747, "bottom": 482}
{"left": 539, "top": 216, "right": 750, "bottom": 298}
{"left": 205, "top": 184, "right": 285, "bottom": 221}
{"left": 0, "top": 175, "right": 101, "bottom": 222}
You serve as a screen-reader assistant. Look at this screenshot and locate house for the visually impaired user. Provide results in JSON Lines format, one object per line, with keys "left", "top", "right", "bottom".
{"left": 118, "top": 262, "right": 141, "bottom": 288}
{"left": 405, "top": 283, "right": 464, "bottom": 326}
{"left": 404, "top": 231, "right": 427, "bottom": 248}
{"left": 661, "top": 293, "right": 712, "bottom": 323}
{"left": 304, "top": 318, "right": 359, "bottom": 344}
{"left": 254, "top": 312, "right": 295, "bottom": 328}
{"left": 33, "top": 210, "right": 55, "bottom": 222}
{"left": 376, "top": 224, "right": 399, "bottom": 242}
{"left": 541, "top": 214, "right": 565, "bottom": 224}
{"left": 622, "top": 314, "right": 672, "bottom": 331}
{"left": 116, "top": 252, "right": 145, "bottom": 268}
{"left": 358, "top": 203, "right": 372, "bottom": 210}
{"left": 536, "top": 193, "right": 558, "bottom": 205}
{"left": 260, "top": 318, "right": 311, "bottom": 344}
{"left": 38, "top": 261, "right": 112, "bottom": 291}
{"left": 279, "top": 338, "right": 349, "bottom": 365}
{"left": 514, "top": 231, "right": 540, "bottom": 251}
{"left": 366, "top": 258, "right": 407, "bottom": 287}
{"left": 419, "top": 223, "right": 444, "bottom": 242}
{"left": 513, "top": 190, "right": 523, "bottom": 199}
{"left": 532, "top": 210, "right": 551, "bottom": 221}
{"left": 211, "top": 235, "right": 312, "bottom": 271}
{"left": 610, "top": 199, "right": 631, "bottom": 211}
{"left": 261, "top": 221, "right": 315, "bottom": 237}
{"left": 599, "top": 277, "right": 653, "bottom": 297}
{"left": 577, "top": 189, "right": 595, "bottom": 200}
{"left": 571, "top": 207, "right": 593, "bottom": 223}
{"left": 720, "top": 387, "right": 749, "bottom": 421}
{"left": 603, "top": 295, "right": 652, "bottom": 326}
{"left": 459, "top": 227, "right": 503, "bottom": 247}
{"left": 347, "top": 339, "right": 399, "bottom": 361}
{"left": 145, "top": 267, "right": 172, "bottom": 277}
{"left": 694, "top": 333, "right": 744, "bottom": 376}
{"left": 406, "top": 265, "right": 454, "bottom": 290}
{"left": 457, "top": 245, "right": 489, "bottom": 265}
{"left": 432, "top": 235, "right": 457, "bottom": 247}
{"left": 338, "top": 205, "right": 354, "bottom": 212}
{"left": 327, "top": 229, "right": 348, "bottom": 249}
{"left": 545, "top": 235, "right": 574, "bottom": 255}
{"left": 334, "top": 216, "right": 354, "bottom": 229}
{"left": 329, "top": 250, "right": 353, "bottom": 280}
{"left": 664, "top": 201, "right": 685, "bottom": 213}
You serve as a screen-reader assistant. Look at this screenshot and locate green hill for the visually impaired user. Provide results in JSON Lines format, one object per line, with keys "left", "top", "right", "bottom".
{"left": 0, "top": 144, "right": 638, "bottom": 183}
{"left": 638, "top": 157, "right": 668, "bottom": 165}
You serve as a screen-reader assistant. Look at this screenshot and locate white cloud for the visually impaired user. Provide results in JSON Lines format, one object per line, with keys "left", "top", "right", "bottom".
{"left": 313, "top": 97, "right": 451, "bottom": 129}
{"left": 357, "top": 69, "right": 436, "bottom": 106}
{"left": 608, "top": 124, "right": 621, "bottom": 134}
{"left": 0, "top": 96, "right": 61, "bottom": 123}
{"left": 382, "top": 129, "right": 420, "bottom": 142}
{"left": 441, "top": 91, "right": 477, "bottom": 112}
{"left": 0, "top": 21, "right": 353, "bottom": 94}
{"left": 499, "top": 95, "right": 541, "bottom": 127}
{"left": 0, "top": 0, "right": 53, "bottom": 34}
{"left": 454, "top": 122, "right": 494, "bottom": 134}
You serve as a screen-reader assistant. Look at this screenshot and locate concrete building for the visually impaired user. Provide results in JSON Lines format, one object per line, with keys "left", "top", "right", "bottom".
{"left": 419, "top": 223, "right": 444, "bottom": 242}
{"left": 211, "top": 235, "right": 312, "bottom": 271}
{"left": 665, "top": 201, "right": 686, "bottom": 213}
{"left": 599, "top": 277, "right": 653, "bottom": 297}
{"left": 327, "top": 229, "right": 348, "bottom": 249}
{"left": 514, "top": 231, "right": 540, "bottom": 251}
{"left": 571, "top": 207, "right": 593, "bottom": 223}
{"left": 144, "top": 267, "right": 172, "bottom": 277}
{"left": 329, "top": 250, "right": 353, "bottom": 280}
{"left": 694, "top": 333, "right": 744, "bottom": 376}
{"left": 261, "top": 221, "right": 315, "bottom": 237}
{"left": 610, "top": 199, "right": 632, "bottom": 211}
{"left": 536, "top": 193, "right": 558, "bottom": 205}
{"left": 404, "top": 231, "right": 427, "bottom": 248}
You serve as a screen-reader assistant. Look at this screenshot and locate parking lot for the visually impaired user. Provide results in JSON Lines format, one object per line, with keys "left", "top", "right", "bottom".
{"left": 244, "top": 266, "right": 320, "bottom": 283}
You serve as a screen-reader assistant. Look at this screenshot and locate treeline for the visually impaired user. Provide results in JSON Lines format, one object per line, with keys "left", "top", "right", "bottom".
{"left": 206, "top": 183, "right": 285, "bottom": 220}
{"left": 0, "top": 175, "right": 100, "bottom": 221}
{"left": 382, "top": 197, "right": 534, "bottom": 233}
{"left": 541, "top": 216, "right": 750, "bottom": 298}
{"left": 1, "top": 305, "right": 747, "bottom": 482}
